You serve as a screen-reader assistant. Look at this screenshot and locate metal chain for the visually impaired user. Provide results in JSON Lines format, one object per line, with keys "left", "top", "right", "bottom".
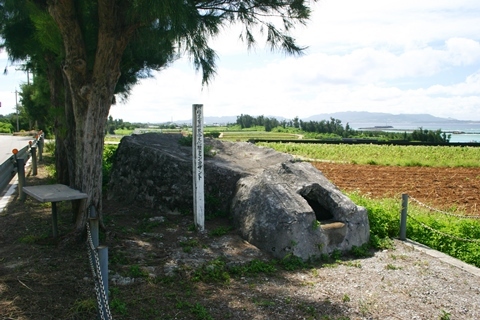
{"left": 407, "top": 213, "right": 480, "bottom": 243}
{"left": 86, "top": 235, "right": 106, "bottom": 320}
{"left": 86, "top": 221, "right": 113, "bottom": 320}
{"left": 409, "top": 195, "right": 480, "bottom": 219}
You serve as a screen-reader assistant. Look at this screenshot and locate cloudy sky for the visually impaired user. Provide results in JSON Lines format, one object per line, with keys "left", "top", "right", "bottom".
{"left": 1, "top": 0, "right": 480, "bottom": 123}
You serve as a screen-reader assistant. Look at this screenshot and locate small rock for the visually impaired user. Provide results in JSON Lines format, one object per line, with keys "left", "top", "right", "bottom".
{"left": 148, "top": 216, "right": 165, "bottom": 223}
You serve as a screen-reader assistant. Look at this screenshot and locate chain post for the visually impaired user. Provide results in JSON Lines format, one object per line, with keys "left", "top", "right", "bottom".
{"left": 400, "top": 193, "right": 408, "bottom": 240}
{"left": 98, "top": 246, "right": 109, "bottom": 301}
{"left": 86, "top": 211, "right": 112, "bottom": 319}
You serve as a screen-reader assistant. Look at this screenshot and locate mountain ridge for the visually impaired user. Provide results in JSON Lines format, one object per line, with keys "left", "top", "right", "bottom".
{"left": 170, "top": 111, "right": 478, "bottom": 125}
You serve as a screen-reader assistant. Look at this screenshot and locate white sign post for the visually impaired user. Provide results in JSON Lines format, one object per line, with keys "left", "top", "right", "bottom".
{"left": 192, "top": 104, "right": 205, "bottom": 231}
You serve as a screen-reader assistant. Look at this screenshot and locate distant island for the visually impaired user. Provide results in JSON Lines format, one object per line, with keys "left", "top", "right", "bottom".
{"left": 358, "top": 125, "right": 394, "bottom": 130}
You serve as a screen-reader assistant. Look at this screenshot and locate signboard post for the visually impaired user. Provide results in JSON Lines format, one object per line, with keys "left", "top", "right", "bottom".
{"left": 192, "top": 104, "right": 205, "bottom": 231}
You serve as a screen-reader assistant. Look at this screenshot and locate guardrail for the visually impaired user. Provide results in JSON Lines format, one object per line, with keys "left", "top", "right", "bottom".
{"left": 0, "top": 131, "right": 44, "bottom": 195}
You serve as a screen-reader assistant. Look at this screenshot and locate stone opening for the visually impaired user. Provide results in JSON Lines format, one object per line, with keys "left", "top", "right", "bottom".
{"left": 302, "top": 194, "right": 334, "bottom": 221}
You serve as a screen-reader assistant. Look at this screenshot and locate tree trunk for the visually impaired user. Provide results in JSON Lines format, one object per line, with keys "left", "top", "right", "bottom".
{"left": 48, "top": 0, "right": 133, "bottom": 232}
{"left": 45, "top": 57, "right": 71, "bottom": 185}
{"left": 63, "top": 72, "right": 76, "bottom": 187}
{"left": 71, "top": 93, "right": 109, "bottom": 230}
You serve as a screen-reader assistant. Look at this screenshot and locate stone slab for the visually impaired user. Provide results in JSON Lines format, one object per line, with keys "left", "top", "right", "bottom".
{"left": 23, "top": 184, "right": 87, "bottom": 203}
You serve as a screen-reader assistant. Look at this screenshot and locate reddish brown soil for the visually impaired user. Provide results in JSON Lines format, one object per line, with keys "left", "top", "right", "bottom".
{"left": 312, "top": 162, "right": 480, "bottom": 216}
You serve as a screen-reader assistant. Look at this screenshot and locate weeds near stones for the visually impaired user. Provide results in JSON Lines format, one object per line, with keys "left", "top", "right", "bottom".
{"left": 330, "top": 249, "right": 342, "bottom": 260}
{"left": 253, "top": 298, "right": 275, "bottom": 307}
{"left": 175, "top": 301, "right": 214, "bottom": 320}
{"left": 110, "top": 250, "right": 129, "bottom": 265}
{"left": 70, "top": 298, "right": 96, "bottom": 315}
{"left": 180, "top": 239, "right": 201, "bottom": 253}
{"left": 178, "top": 135, "right": 193, "bottom": 146}
{"left": 128, "top": 264, "right": 149, "bottom": 278}
{"left": 440, "top": 310, "right": 451, "bottom": 320}
{"left": 110, "top": 298, "right": 127, "bottom": 315}
{"left": 230, "top": 259, "right": 277, "bottom": 276}
{"left": 208, "top": 226, "right": 232, "bottom": 237}
{"left": 279, "top": 253, "right": 308, "bottom": 270}
{"left": 192, "top": 257, "right": 231, "bottom": 284}
{"left": 350, "top": 243, "right": 372, "bottom": 258}
{"left": 385, "top": 264, "right": 401, "bottom": 270}
{"left": 342, "top": 261, "right": 362, "bottom": 268}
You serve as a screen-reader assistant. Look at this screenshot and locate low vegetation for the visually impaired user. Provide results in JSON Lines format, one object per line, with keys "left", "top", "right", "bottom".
{"left": 259, "top": 142, "right": 480, "bottom": 167}
{"left": 350, "top": 192, "right": 480, "bottom": 268}
{"left": 0, "top": 120, "right": 14, "bottom": 133}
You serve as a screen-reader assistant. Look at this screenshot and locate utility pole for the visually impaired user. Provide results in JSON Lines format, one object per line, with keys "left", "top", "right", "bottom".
{"left": 15, "top": 89, "right": 19, "bottom": 132}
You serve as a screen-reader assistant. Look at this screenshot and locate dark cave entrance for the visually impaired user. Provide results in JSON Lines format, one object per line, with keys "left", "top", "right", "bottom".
{"left": 301, "top": 194, "right": 334, "bottom": 221}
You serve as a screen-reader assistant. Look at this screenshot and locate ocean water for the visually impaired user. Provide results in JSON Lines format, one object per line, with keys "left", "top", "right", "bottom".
{"left": 449, "top": 133, "right": 480, "bottom": 143}
{"left": 349, "top": 121, "right": 480, "bottom": 143}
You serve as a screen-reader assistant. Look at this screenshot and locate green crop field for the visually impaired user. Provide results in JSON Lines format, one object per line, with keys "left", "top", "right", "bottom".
{"left": 258, "top": 142, "right": 480, "bottom": 167}
{"left": 220, "top": 131, "right": 300, "bottom": 141}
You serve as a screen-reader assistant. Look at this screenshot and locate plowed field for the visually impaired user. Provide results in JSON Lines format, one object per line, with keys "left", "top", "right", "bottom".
{"left": 312, "top": 162, "right": 480, "bottom": 216}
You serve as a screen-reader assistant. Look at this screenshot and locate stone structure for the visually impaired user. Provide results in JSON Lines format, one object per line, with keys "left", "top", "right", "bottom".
{"left": 108, "top": 133, "right": 370, "bottom": 260}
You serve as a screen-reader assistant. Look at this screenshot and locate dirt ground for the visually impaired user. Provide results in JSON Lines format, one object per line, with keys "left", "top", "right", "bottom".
{"left": 312, "top": 162, "right": 480, "bottom": 216}
{"left": 1, "top": 158, "right": 479, "bottom": 319}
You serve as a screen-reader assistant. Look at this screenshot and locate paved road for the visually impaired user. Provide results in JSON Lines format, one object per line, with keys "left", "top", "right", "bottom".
{"left": 0, "top": 135, "right": 33, "bottom": 164}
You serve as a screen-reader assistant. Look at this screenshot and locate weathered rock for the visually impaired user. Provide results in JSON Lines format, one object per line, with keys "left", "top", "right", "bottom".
{"left": 108, "top": 133, "right": 369, "bottom": 260}
{"left": 108, "top": 133, "right": 291, "bottom": 216}
{"left": 232, "top": 161, "right": 369, "bottom": 259}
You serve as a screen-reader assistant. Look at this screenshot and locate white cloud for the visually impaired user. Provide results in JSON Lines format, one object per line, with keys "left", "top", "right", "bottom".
{"left": 446, "top": 38, "right": 480, "bottom": 65}
{"left": 305, "top": 0, "right": 480, "bottom": 51}
{"left": 426, "top": 71, "right": 480, "bottom": 96}
{"left": 237, "top": 38, "right": 480, "bottom": 88}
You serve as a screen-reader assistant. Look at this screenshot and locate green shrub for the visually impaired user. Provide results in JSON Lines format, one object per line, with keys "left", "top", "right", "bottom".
{"left": 43, "top": 141, "right": 56, "bottom": 154}
{"left": 208, "top": 226, "right": 232, "bottom": 237}
{"left": 348, "top": 192, "right": 480, "bottom": 267}
{"left": 205, "top": 131, "right": 220, "bottom": 138}
{"left": 0, "top": 121, "right": 13, "bottom": 133}
{"left": 230, "top": 259, "right": 277, "bottom": 276}
{"left": 178, "top": 134, "right": 193, "bottom": 146}
{"left": 102, "top": 144, "right": 118, "bottom": 187}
